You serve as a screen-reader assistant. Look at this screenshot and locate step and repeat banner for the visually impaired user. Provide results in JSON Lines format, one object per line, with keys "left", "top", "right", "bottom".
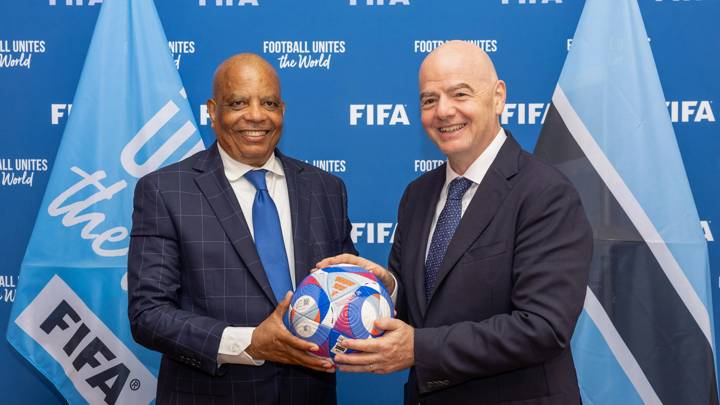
{"left": 0, "top": 0, "right": 717, "bottom": 404}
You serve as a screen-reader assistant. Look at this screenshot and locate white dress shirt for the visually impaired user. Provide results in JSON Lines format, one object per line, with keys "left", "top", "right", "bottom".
{"left": 425, "top": 128, "right": 507, "bottom": 260}
{"left": 216, "top": 145, "right": 295, "bottom": 366}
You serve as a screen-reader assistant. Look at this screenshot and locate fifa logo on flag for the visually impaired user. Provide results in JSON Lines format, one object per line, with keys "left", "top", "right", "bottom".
{"left": 349, "top": 104, "right": 410, "bottom": 126}
{"left": 15, "top": 276, "right": 156, "bottom": 405}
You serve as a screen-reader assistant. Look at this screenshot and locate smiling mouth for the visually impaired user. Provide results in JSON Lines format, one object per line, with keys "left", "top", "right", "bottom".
{"left": 237, "top": 129, "right": 272, "bottom": 137}
{"left": 438, "top": 123, "right": 466, "bottom": 133}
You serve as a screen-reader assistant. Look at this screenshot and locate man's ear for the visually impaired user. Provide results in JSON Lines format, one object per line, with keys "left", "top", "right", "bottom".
{"left": 493, "top": 80, "right": 506, "bottom": 116}
{"left": 207, "top": 99, "right": 216, "bottom": 128}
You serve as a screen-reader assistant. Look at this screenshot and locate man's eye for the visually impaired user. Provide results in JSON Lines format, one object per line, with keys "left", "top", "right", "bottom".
{"left": 422, "top": 98, "right": 436, "bottom": 106}
{"left": 454, "top": 92, "right": 469, "bottom": 98}
{"left": 263, "top": 100, "right": 280, "bottom": 109}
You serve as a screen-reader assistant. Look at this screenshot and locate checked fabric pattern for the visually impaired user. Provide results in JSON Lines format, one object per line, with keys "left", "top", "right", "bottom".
{"left": 424, "top": 176, "right": 473, "bottom": 302}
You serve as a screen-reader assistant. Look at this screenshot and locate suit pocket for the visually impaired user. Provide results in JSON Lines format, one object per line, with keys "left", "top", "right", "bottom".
{"left": 460, "top": 241, "right": 506, "bottom": 263}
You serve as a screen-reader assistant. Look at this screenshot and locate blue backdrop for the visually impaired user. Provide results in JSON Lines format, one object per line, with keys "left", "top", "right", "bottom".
{"left": 0, "top": 0, "right": 717, "bottom": 404}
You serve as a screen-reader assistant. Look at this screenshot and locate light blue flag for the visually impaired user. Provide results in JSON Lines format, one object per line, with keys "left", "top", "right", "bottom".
{"left": 6, "top": 1, "right": 203, "bottom": 404}
{"left": 534, "top": 0, "right": 718, "bottom": 404}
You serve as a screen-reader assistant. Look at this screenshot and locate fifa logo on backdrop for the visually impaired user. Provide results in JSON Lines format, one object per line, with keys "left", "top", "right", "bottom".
{"left": 350, "top": 104, "right": 410, "bottom": 126}
{"left": 198, "top": 0, "right": 259, "bottom": 6}
{"left": 52, "top": 104, "right": 72, "bottom": 124}
{"left": 666, "top": 101, "right": 715, "bottom": 123}
{"left": 352, "top": 223, "right": 397, "bottom": 244}
{"left": 0, "top": 40, "right": 46, "bottom": 69}
{"left": 349, "top": 0, "right": 410, "bottom": 5}
{"left": 49, "top": 0, "right": 102, "bottom": 5}
{"left": 501, "top": 103, "right": 550, "bottom": 125}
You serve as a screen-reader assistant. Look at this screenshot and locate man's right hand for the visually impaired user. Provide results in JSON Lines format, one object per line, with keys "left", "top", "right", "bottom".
{"left": 316, "top": 254, "right": 396, "bottom": 294}
{"left": 245, "top": 292, "right": 335, "bottom": 373}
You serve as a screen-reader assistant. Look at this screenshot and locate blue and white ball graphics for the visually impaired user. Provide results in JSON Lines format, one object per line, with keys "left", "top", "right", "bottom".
{"left": 287, "top": 264, "right": 394, "bottom": 360}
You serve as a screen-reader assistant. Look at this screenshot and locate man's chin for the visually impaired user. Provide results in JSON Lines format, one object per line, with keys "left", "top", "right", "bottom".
{"left": 238, "top": 148, "right": 276, "bottom": 166}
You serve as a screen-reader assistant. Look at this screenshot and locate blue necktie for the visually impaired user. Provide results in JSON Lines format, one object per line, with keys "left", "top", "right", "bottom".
{"left": 245, "top": 169, "right": 293, "bottom": 302}
{"left": 424, "top": 177, "right": 473, "bottom": 302}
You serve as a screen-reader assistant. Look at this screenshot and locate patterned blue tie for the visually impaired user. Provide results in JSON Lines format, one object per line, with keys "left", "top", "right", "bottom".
{"left": 424, "top": 177, "right": 473, "bottom": 302}
{"left": 245, "top": 169, "right": 293, "bottom": 302}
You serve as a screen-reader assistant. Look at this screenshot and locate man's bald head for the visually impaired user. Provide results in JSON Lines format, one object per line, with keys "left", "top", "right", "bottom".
{"left": 212, "top": 53, "right": 281, "bottom": 99}
{"left": 419, "top": 40, "right": 498, "bottom": 87}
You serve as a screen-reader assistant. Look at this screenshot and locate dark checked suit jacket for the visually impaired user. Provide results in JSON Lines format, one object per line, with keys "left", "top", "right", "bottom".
{"left": 391, "top": 134, "right": 592, "bottom": 405}
{"left": 128, "top": 143, "right": 356, "bottom": 405}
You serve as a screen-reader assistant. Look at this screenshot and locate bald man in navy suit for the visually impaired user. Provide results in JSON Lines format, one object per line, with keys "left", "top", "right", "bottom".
{"left": 128, "top": 54, "right": 356, "bottom": 404}
{"left": 319, "top": 41, "right": 592, "bottom": 405}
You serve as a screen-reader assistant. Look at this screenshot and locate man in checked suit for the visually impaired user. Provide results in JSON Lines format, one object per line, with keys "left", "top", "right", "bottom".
{"left": 319, "top": 41, "right": 592, "bottom": 404}
{"left": 128, "top": 54, "right": 356, "bottom": 404}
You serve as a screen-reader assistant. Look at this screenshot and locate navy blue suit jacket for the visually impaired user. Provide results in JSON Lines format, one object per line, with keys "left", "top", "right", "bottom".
{"left": 128, "top": 144, "right": 356, "bottom": 405}
{"left": 391, "top": 134, "right": 592, "bottom": 405}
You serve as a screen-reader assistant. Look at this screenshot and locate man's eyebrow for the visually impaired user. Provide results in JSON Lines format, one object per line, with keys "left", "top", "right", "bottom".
{"left": 419, "top": 90, "right": 437, "bottom": 100}
{"left": 447, "top": 83, "right": 475, "bottom": 93}
{"left": 222, "top": 93, "right": 247, "bottom": 100}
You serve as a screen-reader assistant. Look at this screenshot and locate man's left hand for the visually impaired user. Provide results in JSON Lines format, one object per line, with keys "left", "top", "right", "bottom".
{"left": 333, "top": 318, "right": 414, "bottom": 374}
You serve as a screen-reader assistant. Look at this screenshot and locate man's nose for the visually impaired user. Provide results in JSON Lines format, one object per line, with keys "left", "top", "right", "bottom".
{"left": 435, "top": 96, "right": 455, "bottom": 119}
{"left": 244, "top": 101, "right": 266, "bottom": 122}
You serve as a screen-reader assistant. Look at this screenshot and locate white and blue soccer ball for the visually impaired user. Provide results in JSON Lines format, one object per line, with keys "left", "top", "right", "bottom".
{"left": 286, "top": 264, "right": 394, "bottom": 360}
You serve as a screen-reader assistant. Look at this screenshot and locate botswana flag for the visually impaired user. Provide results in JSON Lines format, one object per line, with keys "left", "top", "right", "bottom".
{"left": 534, "top": 0, "right": 718, "bottom": 403}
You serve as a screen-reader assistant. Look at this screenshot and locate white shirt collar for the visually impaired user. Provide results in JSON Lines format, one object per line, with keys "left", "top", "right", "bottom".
{"left": 217, "top": 145, "right": 285, "bottom": 182}
{"left": 444, "top": 128, "right": 507, "bottom": 185}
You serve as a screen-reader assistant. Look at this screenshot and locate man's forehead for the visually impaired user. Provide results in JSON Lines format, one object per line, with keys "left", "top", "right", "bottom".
{"left": 216, "top": 70, "right": 280, "bottom": 94}
{"left": 419, "top": 76, "right": 482, "bottom": 92}
{"left": 213, "top": 56, "right": 281, "bottom": 97}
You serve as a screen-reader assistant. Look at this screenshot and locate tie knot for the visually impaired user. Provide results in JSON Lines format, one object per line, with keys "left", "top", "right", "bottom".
{"left": 245, "top": 169, "right": 268, "bottom": 191}
{"left": 447, "top": 177, "right": 472, "bottom": 200}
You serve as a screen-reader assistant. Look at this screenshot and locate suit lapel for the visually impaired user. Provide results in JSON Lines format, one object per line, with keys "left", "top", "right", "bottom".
{"left": 278, "top": 152, "right": 312, "bottom": 286}
{"left": 193, "top": 143, "right": 278, "bottom": 306}
{"left": 427, "top": 135, "right": 521, "bottom": 307}
{"left": 408, "top": 167, "right": 446, "bottom": 321}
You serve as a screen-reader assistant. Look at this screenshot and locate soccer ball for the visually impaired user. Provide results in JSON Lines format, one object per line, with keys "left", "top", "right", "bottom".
{"left": 286, "top": 264, "right": 394, "bottom": 360}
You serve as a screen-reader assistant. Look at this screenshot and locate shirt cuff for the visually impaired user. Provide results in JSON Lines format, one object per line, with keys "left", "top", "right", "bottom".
{"left": 389, "top": 272, "right": 399, "bottom": 305}
{"left": 217, "top": 327, "right": 265, "bottom": 366}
